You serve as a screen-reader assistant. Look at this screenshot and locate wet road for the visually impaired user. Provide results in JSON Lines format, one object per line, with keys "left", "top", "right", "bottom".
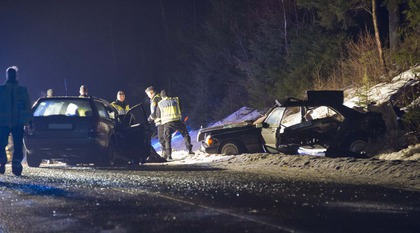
{"left": 0, "top": 163, "right": 419, "bottom": 233}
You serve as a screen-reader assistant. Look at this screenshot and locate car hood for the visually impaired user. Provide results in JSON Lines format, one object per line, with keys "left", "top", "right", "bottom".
{"left": 197, "top": 121, "right": 255, "bottom": 141}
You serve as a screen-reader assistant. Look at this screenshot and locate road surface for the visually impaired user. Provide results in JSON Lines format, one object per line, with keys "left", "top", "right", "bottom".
{"left": 0, "top": 163, "right": 419, "bottom": 233}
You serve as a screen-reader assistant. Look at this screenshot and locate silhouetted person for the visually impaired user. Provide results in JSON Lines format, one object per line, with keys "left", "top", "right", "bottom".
{"left": 47, "top": 88, "right": 54, "bottom": 97}
{"left": 0, "top": 66, "right": 31, "bottom": 176}
{"left": 145, "top": 86, "right": 166, "bottom": 158}
{"left": 79, "top": 85, "right": 88, "bottom": 97}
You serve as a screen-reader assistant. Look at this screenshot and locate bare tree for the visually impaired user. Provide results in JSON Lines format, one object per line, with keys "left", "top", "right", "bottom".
{"left": 281, "top": 0, "right": 289, "bottom": 55}
{"left": 371, "top": 0, "right": 388, "bottom": 75}
{"left": 387, "top": 0, "right": 401, "bottom": 53}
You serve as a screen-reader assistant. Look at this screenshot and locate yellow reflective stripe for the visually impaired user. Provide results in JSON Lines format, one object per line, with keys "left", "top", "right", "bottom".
{"left": 159, "top": 97, "right": 182, "bottom": 124}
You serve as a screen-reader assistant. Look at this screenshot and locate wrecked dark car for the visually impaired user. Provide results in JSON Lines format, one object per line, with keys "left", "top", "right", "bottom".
{"left": 197, "top": 91, "right": 387, "bottom": 157}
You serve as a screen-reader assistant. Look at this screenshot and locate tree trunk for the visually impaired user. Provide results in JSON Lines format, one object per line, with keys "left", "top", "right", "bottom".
{"left": 388, "top": 0, "right": 401, "bottom": 53}
{"left": 281, "top": 0, "right": 289, "bottom": 55}
{"left": 372, "top": 0, "right": 388, "bottom": 75}
{"left": 159, "top": 0, "right": 170, "bottom": 43}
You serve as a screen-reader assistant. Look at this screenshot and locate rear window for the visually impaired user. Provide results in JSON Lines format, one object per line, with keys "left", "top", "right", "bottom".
{"left": 94, "top": 101, "right": 110, "bottom": 119}
{"left": 33, "top": 99, "right": 93, "bottom": 117}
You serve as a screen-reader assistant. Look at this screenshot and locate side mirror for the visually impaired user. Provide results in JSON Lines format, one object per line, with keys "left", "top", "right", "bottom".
{"left": 255, "top": 122, "right": 270, "bottom": 128}
{"left": 262, "top": 122, "right": 270, "bottom": 128}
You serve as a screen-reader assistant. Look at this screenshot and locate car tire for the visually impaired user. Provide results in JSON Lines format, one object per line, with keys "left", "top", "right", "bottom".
{"left": 96, "top": 141, "right": 117, "bottom": 167}
{"left": 341, "top": 135, "right": 368, "bottom": 155}
{"left": 220, "top": 141, "right": 244, "bottom": 155}
{"left": 26, "top": 150, "right": 42, "bottom": 167}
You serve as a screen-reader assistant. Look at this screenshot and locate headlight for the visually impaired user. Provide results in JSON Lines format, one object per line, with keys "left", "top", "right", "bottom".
{"left": 205, "top": 135, "right": 215, "bottom": 146}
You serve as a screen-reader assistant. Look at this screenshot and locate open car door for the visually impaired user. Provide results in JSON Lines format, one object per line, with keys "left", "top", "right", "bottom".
{"left": 120, "top": 103, "right": 151, "bottom": 164}
{"left": 260, "top": 107, "right": 286, "bottom": 153}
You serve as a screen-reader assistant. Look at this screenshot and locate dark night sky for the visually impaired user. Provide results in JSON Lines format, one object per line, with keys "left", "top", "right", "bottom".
{"left": 0, "top": 0, "right": 199, "bottom": 104}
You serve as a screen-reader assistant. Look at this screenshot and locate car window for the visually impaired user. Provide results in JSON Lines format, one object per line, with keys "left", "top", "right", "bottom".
{"left": 124, "top": 104, "right": 148, "bottom": 126}
{"left": 281, "top": 107, "right": 302, "bottom": 127}
{"left": 33, "top": 99, "right": 92, "bottom": 117}
{"left": 264, "top": 107, "right": 285, "bottom": 127}
{"left": 306, "top": 106, "right": 344, "bottom": 122}
{"left": 95, "top": 102, "right": 110, "bottom": 119}
{"left": 107, "top": 107, "right": 117, "bottom": 120}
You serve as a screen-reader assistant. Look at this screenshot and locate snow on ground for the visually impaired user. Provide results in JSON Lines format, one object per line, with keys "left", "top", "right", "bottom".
{"left": 156, "top": 146, "right": 420, "bottom": 191}
{"left": 345, "top": 66, "right": 420, "bottom": 108}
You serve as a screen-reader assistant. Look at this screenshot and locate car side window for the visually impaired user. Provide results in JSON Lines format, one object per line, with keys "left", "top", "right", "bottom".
{"left": 107, "top": 107, "right": 117, "bottom": 120}
{"left": 264, "top": 107, "right": 285, "bottom": 127}
{"left": 281, "top": 107, "right": 302, "bottom": 127}
{"left": 95, "top": 102, "right": 110, "bottom": 119}
{"left": 307, "top": 106, "right": 344, "bottom": 122}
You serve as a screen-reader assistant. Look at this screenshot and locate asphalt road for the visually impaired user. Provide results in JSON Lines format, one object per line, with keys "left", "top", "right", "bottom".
{"left": 0, "top": 163, "right": 419, "bottom": 233}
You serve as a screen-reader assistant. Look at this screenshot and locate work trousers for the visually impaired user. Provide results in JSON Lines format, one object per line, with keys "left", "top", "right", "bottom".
{"left": 163, "top": 121, "right": 192, "bottom": 156}
{"left": 157, "top": 124, "right": 166, "bottom": 154}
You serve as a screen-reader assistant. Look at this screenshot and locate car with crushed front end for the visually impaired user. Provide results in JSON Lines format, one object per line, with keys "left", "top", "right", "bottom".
{"left": 197, "top": 91, "right": 387, "bottom": 157}
{"left": 24, "top": 96, "right": 151, "bottom": 167}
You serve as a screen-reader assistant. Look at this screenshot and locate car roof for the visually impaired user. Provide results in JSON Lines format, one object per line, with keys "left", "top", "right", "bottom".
{"left": 277, "top": 98, "right": 363, "bottom": 118}
{"left": 34, "top": 96, "right": 110, "bottom": 105}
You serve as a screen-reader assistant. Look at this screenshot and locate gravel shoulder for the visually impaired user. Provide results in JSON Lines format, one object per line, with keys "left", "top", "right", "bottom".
{"left": 167, "top": 143, "right": 420, "bottom": 191}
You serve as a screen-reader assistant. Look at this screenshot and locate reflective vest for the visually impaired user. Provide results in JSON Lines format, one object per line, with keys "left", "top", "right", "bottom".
{"left": 110, "top": 101, "right": 130, "bottom": 115}
{"left": 158, "top": 97, "right": 182, "bottom": 124}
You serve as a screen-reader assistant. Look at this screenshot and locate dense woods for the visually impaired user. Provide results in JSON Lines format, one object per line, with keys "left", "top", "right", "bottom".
{"left": 157, "top": 0, "right": 419, "bottom": 128}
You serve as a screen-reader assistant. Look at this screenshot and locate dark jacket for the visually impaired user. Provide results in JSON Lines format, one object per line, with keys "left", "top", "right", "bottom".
{"left": 149, "top": 93, "right": 162, "bottom": 126}
{"left": 0, "top": 81, "right": 32, "bottom": 126}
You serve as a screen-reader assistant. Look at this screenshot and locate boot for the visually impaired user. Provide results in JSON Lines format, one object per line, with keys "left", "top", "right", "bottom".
{"left": 12, "top": 162, "right": 22, "bottom": 176}
{"left": 161, "top": 151, "right": 167, "bottom": 159}
{"left": 0, "top": 163, "right": 5, "bottom": 174}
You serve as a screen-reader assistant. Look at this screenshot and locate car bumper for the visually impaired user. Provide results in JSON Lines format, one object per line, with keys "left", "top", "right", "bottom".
{"left": 199, "top": 142, "right": 219, "bottom": 154}
{"left": 24, "top": 137, "right": 106, "bottom": 159}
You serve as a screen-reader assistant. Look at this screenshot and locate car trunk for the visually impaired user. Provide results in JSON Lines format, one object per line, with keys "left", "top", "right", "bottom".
{"left": 30, "top": 115, "right": 92, "bottom": 139}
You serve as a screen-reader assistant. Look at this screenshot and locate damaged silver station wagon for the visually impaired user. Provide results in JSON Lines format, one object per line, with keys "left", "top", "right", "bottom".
{"left": 197, "top": 91, "right": 387, "bottom": 158}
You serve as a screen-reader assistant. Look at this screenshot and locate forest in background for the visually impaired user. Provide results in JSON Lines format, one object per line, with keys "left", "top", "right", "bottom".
{"left": 153, "top": 0, "right": 419, "bottom": 128}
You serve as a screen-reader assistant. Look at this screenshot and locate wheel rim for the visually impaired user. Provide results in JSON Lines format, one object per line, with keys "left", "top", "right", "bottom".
{"left": 349, "top": 140, "right": 367, "bottom": 154}
{"left": 221, "top": 143, "right": 239, "bottom": 155}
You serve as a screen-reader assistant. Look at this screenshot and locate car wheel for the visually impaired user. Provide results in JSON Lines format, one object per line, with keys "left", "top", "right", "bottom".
{"left": 342, "top": 136, "right": 368, "bottom": 154}
{"left": 96, "top": 141, "right": 117, "bottom": 167}
{"left": 108, "top": 141, "right": 120, "bottom": 166}
{"left": 26, "top": 150, "right": 42, "bottom": 167}
{"left": 220, "top": 141, "right": 244, "bottom": 155}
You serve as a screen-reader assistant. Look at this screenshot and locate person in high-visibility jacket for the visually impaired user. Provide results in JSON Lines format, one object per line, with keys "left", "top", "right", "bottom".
{"left": 145, "top": 86, "right": 166, "bottom": 157}
{"left": 110, "top": 90, "right": 130, "bottom": 115}
{"left": 158, "top": 90, "right": 193, "bottom": 159}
